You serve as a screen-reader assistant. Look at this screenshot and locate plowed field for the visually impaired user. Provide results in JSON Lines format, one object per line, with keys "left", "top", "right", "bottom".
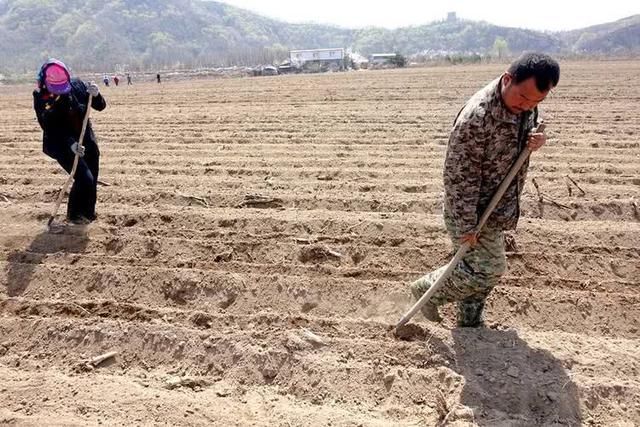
{"left": 1, "top": 61, "right": 639, "bottom": 426}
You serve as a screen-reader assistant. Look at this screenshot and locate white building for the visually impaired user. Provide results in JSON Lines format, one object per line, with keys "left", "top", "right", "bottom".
{"left": 289, "top": 48, "right": 345, "bottom": 71}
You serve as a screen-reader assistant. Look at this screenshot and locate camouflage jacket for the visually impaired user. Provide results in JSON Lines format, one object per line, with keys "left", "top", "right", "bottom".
{"left": 443, "top": 76, "right": 538, "bottom": 234}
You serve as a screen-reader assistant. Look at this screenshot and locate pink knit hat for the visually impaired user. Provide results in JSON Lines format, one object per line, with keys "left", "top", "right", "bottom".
{"left": 42, "top": 60, "right": 71, "bottom": 95}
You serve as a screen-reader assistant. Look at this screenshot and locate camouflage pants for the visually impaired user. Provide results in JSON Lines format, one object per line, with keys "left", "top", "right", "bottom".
{"left": 412, "top": 211, "right": 506, "bottom": 325}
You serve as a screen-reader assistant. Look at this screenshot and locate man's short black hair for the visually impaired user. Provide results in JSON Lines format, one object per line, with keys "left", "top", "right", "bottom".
{"left": 508, "top": 52, "right": 560, "bottom": 92}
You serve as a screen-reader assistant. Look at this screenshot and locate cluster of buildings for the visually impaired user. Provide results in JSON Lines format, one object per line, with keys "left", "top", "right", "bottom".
{"left": 253, "top": 48, "right": 403, "bottom": 76}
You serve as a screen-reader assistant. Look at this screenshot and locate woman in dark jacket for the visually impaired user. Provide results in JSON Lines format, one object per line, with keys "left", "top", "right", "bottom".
{"left": 33, "top": 59, "right": 107, "bottom": 224}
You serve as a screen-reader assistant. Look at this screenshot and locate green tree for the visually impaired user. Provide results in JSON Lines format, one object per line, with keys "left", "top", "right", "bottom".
{"left": 492, "top": 36, "right": 510, "bottom": 59}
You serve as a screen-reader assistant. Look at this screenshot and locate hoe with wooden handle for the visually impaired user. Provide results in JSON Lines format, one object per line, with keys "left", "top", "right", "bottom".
{"left": 396, "top": 122, "right": 546, "bottom": 330}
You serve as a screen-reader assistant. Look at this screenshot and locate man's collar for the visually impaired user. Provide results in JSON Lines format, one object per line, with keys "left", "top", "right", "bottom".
{"left": 488, "top": 75, "right": 520, "bottom": 124}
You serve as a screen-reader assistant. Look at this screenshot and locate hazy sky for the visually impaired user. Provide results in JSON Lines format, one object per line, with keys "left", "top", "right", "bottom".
{"left": 218, "top": 0, "right": 638, "bottom": 31}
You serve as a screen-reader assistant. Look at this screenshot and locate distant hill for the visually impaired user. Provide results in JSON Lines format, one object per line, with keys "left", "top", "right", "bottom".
{"left": 351, "top": 20, "right": 562, "bottom": 57}
{"left": 0, "top": 0, "right": 351, "bottom": 72}
{"left": 0, "top": 0, "right": 638, "bottom": 73}
{"left": 562, "top": 15, "right": 640, "bottom": 54}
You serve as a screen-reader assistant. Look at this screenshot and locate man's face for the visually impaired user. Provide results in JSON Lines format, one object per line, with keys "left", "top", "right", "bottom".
{"left": 501, "top": 73, "right": 550, "bottom": 114}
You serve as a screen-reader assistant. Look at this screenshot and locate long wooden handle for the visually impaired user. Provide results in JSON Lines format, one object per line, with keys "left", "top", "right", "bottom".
{"left": 396, "top": 122, "right": 545, "bottom": 329}
{"left": 47, "top": 95, "right": 93, "bottom": 227}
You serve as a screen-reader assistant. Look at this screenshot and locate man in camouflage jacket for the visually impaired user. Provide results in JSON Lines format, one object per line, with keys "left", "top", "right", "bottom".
{"left": 411, "top": 53, "right": 560, "bottom": 327}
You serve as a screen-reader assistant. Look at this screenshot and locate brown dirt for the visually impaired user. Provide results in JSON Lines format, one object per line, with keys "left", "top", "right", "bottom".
{"left": 1, "top": 61, "right": 639, "bottom": 426}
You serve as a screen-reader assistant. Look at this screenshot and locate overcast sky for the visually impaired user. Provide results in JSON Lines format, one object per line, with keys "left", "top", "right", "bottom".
{"left": 218, "top": 0, "right": 638, "bottom": 31}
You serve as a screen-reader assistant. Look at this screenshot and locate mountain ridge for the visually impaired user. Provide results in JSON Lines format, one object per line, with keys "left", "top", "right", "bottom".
{"left": 0, "top": 0, "right": 638, "bottom": 73}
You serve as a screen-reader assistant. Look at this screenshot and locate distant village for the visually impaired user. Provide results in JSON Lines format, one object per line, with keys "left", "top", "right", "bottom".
{"left": 249, "top": 48, "right": 408, "bottom": 77}
{"left": 83, "top": 49, "right": 412, "bottom": 85}
{"left": 244, "top": 13, "right": 485, "bottom": 77}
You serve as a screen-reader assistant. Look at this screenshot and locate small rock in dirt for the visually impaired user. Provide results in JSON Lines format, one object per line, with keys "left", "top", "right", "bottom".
{"left": 285, "top": 332, "right": 309, "bottom": 351}
{"left": 301, "top": 300, "right": 318, "bottom": 313}
{"left": 506, "top": 366, "right": 520, "bottom": 378}
{"left": 215, "top": 387, "right": 232, "bottom": 397}
{"left": 546, "top": 391, "right": 559, "bottom": 402}
{"left": 300, "top": 328, "right": 327, "bottom": 347}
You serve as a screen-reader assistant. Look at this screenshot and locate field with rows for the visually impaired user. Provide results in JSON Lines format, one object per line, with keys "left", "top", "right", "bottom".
{"left": 1, "top": 61, "right": 639, "bottom": 425}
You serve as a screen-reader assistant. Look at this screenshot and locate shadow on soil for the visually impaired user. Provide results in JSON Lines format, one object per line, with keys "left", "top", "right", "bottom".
{"left": 450, "top": 327, "right": 582, "bottom": 425}
{"left": 397, "top": 323, "right": 582, "bottom": 425}
{"left": 4, "top": 225, "right": 89, "bottom": 297}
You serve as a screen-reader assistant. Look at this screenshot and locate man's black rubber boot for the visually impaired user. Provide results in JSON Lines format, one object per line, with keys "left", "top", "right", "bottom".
{"left": 457, "top": 299, "right": 486, "bottom": 327}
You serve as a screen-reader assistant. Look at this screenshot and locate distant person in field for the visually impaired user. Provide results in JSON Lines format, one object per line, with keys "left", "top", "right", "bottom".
{"left": 126, "top": 73, "right": 132, "bottom": 85}
{"left": 156, "top": 73, "right": 161, "bottom": 84}
{"left": 113, "top": 75, "right": 119, "bottom": 86}
{"left": 33, "top": 59, "right": 107, "bottom": 224}
{"left": 410, "top": 52, "right": 560, "bottom": 327}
